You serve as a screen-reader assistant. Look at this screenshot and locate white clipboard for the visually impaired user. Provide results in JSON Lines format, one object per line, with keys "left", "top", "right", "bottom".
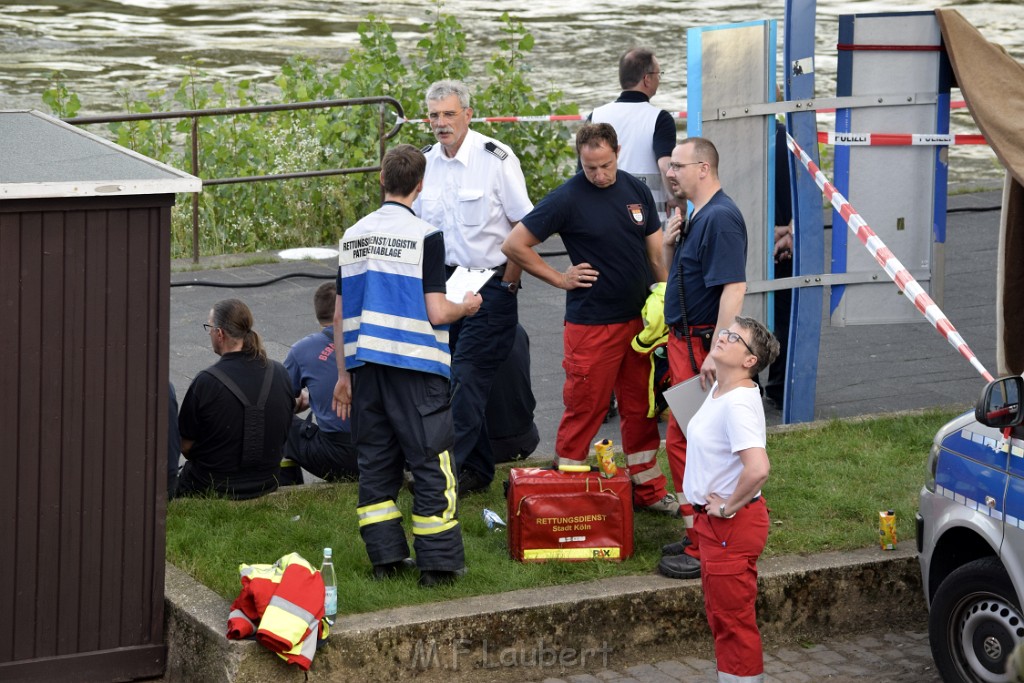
{"left": 445, "top": 267, "right": 493, "bottom": 303}
{"left": 663, "top": 375, "right": 710, "bottom": 437}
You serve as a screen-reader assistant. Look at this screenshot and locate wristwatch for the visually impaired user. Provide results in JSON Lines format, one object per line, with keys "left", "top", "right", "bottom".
{"left": 499, "top": 280, "right": 520, "bottom": 294}
{"left": 719, "top": 504, "right": 736, "bottom": 519}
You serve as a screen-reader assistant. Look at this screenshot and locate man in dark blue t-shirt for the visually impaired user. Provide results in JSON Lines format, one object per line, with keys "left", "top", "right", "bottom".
{"left": 502, "top": 122, "right": 679, "bottom": 516}
{"left": 658, "top": 136, "right": 748, "bottom": 580}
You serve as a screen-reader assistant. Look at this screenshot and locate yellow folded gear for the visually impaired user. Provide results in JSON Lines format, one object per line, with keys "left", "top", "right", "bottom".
{"left": 631, "top": 283, "right": 669, "bottom": 418}
{"left": 630, "top": 282, "right": 668, "bottom": 354}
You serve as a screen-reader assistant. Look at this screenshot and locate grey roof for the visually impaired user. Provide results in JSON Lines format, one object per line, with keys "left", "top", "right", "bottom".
{"left": 0, "top": 110, "right": 201, "bottom": 199}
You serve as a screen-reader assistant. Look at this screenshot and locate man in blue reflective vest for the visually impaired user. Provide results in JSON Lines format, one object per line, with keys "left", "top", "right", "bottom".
{"left": 332, "top": 144, "right": 482, "bottom": 588}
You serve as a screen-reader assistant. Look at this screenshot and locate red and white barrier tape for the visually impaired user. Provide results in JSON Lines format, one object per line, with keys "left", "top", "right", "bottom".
{"left": 400, "top": 112, "right": 687, "bottom": 124}
{"left": 819, "top": 132, "right": 987, "bottom": 146}
{"left": 785, "top": 131, "right": 994, "bottom": 383}
{"left": 398, "top": 100, "right": 969, "bottom": 125}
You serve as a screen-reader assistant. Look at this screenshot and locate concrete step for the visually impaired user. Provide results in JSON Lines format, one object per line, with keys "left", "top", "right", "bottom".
{"left": 162, "top": 545, "right": 925, "bottom": 682}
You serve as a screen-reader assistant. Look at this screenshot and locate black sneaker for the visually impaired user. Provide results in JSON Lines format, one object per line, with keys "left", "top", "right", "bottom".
{"left": 661, "top": 536, "right": 693, "bottom": 556}
{"left": 458, "top": 470, "right": 490, "bottom": 497}
{"left": 658, "top": 553, "right": 701, "bottom": 580}
{"left": 372, "top": 557, "right": 416, "bottom": 580}
{"left": 418, "top": 567, "right": 466, "bottom": 588}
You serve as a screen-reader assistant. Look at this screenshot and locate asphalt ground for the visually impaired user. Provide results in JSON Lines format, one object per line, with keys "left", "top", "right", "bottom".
{"left": 169, "top": 188, "right": 1003, "bottom": 448}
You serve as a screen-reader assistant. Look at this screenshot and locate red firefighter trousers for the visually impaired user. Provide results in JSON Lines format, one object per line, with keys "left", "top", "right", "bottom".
{"left": 695, "top": 497, "right": 769, "bottom": 680}
{"left": 555, "top": 319, "right": 669, "bottom": 506}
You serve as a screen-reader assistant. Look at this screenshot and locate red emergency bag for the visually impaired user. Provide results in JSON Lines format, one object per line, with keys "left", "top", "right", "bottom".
{"left": 506, "top": 467, "right": 634, "bottom": 562}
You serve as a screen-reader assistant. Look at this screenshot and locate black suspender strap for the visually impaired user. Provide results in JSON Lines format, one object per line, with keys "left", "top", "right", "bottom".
{"left": 204, "top": 362, "right": 275, "bottom": 467}
{"left": 675, "top": 216, "right": 700, "bottom": 374}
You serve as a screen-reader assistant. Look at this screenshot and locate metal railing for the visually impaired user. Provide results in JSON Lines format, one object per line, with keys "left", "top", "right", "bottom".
{"left": 66, "top": 96, "right": 405, "bottom": 262}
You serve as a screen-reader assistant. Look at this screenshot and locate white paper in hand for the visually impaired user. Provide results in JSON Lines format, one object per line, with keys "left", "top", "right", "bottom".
{"left": 445, "top": 267, "right": 494, "bottom": 303}
{"left": 663, "top": 375, "right": 710, "bottom": 437}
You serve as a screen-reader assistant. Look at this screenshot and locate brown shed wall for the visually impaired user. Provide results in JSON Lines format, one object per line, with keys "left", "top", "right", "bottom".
{"left": 0, "top": 194, "right": 172, "bottom": 681}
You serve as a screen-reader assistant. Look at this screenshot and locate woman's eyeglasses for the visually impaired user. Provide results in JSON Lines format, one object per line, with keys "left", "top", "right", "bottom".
{"left": 718, "top": 329, "right": 755, "bottom": 356}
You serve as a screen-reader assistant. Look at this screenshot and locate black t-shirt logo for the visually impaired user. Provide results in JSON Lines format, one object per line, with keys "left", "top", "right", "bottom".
{"left": 627, "top": 203, "right": 645, "bottom": 226}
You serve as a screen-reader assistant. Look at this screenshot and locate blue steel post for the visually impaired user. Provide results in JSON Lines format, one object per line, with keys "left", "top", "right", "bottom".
{"left": 831, "top": 15, "right": 853, "bottom": 317}
{"left": 934, "top": 36, "right": 953, "bottom": 270}
{"left": 783, "top": 0, "right": 824, "bottom": 423}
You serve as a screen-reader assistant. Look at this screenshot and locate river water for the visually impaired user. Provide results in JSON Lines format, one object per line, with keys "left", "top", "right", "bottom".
{"left": 2, "top": 0, "right": 1022, "bottom": 181}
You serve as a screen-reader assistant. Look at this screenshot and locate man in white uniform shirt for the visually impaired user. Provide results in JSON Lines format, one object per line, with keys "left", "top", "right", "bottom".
{"left": 413, "top": 79, "right": 534, "bottom": 496}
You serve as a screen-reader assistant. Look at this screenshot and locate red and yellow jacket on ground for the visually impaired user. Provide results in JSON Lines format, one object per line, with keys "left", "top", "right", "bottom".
{"left": 226, "top": 552, "right": 327, "bottom": 670}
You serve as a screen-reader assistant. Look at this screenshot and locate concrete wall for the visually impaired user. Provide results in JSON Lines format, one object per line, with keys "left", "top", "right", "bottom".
{"left": 163, "top": 546, "right": 925, "bottom": 682}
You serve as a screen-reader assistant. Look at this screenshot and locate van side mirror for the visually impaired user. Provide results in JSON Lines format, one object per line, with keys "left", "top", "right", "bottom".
{"left": 975, "top": 375, "right": 1024, "bottom": 428}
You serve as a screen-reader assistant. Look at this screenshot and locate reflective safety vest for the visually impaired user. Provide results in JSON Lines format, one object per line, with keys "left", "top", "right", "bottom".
{"left": 339, "top": 204, "right": 451, "bottom": 378}
{"left": 592, "top": 100, "right": 667, "bottom": 212}
{"left": 226, "top": 552, "right": 328, "bottom": 670}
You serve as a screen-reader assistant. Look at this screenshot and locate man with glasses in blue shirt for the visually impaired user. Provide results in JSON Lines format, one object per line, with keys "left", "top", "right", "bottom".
{"left": 658, "top": 137, "right": 748, "bottom": 579}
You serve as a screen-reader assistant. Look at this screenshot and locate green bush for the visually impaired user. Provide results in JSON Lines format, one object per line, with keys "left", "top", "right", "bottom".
{"left": 42, "top": 7, "right": 577, "bottom": 259}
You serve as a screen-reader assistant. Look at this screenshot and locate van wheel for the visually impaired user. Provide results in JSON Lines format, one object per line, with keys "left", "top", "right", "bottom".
{"left": 929, "top": 557, "right": 1024, "bottom": 682}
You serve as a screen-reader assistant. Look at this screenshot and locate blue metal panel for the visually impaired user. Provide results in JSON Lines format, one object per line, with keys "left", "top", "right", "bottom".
{"left": 831, "top": 15, "right": 854, "bottom": 317}
{"left": 783, "top": 0, "right": 824, "bottom": 423}
{"left": 686, "top": 19, "right": 774, "bottom": 331}
{"left": 686, "top": 19, "right": 775, "bottom": 139}
{"left": 766, "top": 27, "right": 779, "bottom": 329}
{"left": 686, "top": 28, "right": 703, "bottom": 139}
{"left": 933, "top": 46, "right": 953, "bottom": 246}
{"left": 767, "top": 91, "right": 777, "bottom": 328}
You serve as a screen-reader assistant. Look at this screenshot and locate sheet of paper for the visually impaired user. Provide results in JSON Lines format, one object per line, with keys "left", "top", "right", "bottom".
{"left": 445, "top": 267, "right": 494, "bottom": 303}
{"left": 663, "top": 375, "right": 710, "bottom": 437}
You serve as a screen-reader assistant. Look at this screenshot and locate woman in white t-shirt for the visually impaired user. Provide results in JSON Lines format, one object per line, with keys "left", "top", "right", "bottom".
{"left": 682, "top": 316, "right": 779, "bottom": 683}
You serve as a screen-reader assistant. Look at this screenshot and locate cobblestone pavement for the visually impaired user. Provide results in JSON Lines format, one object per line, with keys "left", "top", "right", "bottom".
{"left": 523, "top": 629, "right": 942, "bottom": 683}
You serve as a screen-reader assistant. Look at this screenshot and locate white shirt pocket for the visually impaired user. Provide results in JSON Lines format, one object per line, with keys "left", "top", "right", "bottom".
{"left": 457, "top": 189, "right": 487, "bottom": 227}
{"left": 418, "top": 187, "right": 443, "bottom": 223}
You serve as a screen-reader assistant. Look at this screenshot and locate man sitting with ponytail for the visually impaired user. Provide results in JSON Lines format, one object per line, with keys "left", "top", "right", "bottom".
{"left": 177, "top": 298, "right": 296, "bottom": 500}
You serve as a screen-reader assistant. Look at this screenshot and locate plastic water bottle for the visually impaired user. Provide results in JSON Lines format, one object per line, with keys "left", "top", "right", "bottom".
{"left": 321, "top": 547, "right": 337, "bottom": 621}
{"left": 483, "top": 508, "right": 506, "bottom": 531}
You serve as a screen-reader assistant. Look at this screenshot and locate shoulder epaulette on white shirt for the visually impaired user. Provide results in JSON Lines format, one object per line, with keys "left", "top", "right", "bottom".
{"left": 484, "top": 141, "right": 508, "bottom": 160}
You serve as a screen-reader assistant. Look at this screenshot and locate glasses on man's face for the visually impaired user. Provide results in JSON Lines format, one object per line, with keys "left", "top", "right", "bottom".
{"left": 428, "top": 109, "right": 464, "bottom": 122}
{"left": 668, "top": 161, "right": 704, "bottom": 172}
{"left": 719, "top": 329, "right": 756, "bottom": 356}
{"left": 203, "top": 323, "right": 215, "bottom": 333}
{"left": 646, "top": 70, "right": 663, "bottom": 77}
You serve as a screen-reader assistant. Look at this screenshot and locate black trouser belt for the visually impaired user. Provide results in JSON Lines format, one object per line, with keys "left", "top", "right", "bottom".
{"left": 692, "top": 496, "right": 761, "bottom": 514}
{"left": 445, "top": 263, "right": 506, "bottom": 279}
{"left": 671, "top": 324, "right": 714, "bottom": 340}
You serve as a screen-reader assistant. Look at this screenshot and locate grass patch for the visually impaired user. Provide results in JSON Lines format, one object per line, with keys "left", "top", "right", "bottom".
{"left": 166, "top": 407, "right": 964, "bottom": 615}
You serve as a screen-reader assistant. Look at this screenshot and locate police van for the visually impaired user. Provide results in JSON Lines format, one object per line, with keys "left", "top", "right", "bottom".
{"left": 918, "top": 374, "right": 1024, "bottom": 682}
